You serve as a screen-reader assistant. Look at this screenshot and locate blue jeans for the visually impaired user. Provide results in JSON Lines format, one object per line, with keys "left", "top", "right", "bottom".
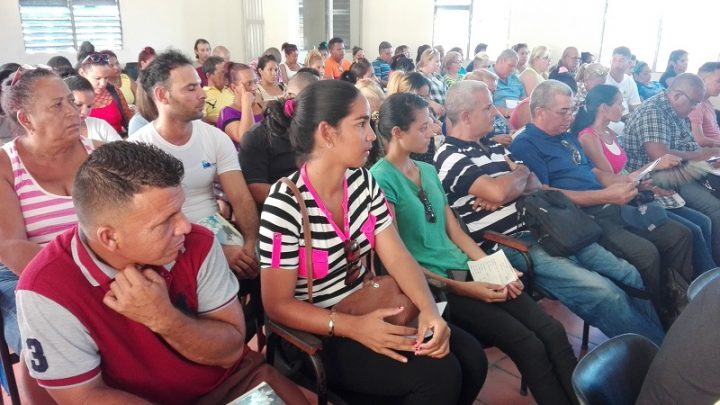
{"left": 501, "top": 232, "right": 665, "bottom": 346}
{"left": 679, "top": 181, "right": 720, "bottom": 264}
{"left": 667, "top": 207, "right": 716, "bottom": 277}
{"left": 0, "top": 265, "right": 19, "bottom": 394}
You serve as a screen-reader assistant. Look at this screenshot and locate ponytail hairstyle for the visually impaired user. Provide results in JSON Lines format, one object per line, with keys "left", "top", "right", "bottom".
{"left": 570, "top": 84, "right": 620, "bottom": 135}
{"left": 376, "top": 92, "right": 429, "bottom": 141}
{"left": 138, "top": 46, "right": 156, "bottom": 66}
{"left": 289, "top": 80, "right": 360, "bottom": 158}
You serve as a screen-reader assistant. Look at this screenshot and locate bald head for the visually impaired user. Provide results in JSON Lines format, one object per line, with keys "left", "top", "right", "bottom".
{"left": 669, "top": 73, "right": 705, "bottom": 94}
{"left": 667, "top": 73, "right": 706, "bottom": 117}
{"left": 286, "top": 72, "right": 319, "bottom": 98}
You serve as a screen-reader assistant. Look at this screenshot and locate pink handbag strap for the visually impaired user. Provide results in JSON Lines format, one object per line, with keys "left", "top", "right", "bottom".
{"left": 280, "top": 177, "right": 314, "bottom": 303}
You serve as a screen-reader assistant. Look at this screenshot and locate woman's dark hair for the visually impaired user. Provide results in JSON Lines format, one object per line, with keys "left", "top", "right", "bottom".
{"left": 100, "top": 49, "right": 117, "bottom": 59}
{"left": 138, "top": 46, "right": 156, "bottom": 66}
{"left": 377, "top": 93, "right": 429, "bottom": 140}
{"left": 77, "top": 41, "right": 95, "bottom": 63}
{"left": 256, "top": 54, "right": 277, "bottom": 74}
{"left": 226, "top": 62, "right": 252, "bottom": 85}
{"left": 391, "top": 55, "right": 415, "bottom": 73}
{"left": 548, "top": 70, "right": 578, "bottom": 93}
{"left": 405, "top": 72, "right": 431, "bottom": 92}
{"left": 416, "top": 44, "right": 431, "bottom": 64}
{"left": 341, "top": 59, "right": 372, "bottom": 84}
{"left": 571, "top": 84, "right": 620, "bottom": 135}
{"left": 289, "top": 80, "right": 360, "bottom": 156}
{"left": 318, "top": 41, "right": 329, "bottom": 51}
{"left": 297, "top": 67, "right": 321, "bottom": 78}
{"left": 580, "top": 52, "right": 594, "bottom": 65}
{"left": 194, "top": 38, "right": 210, "bottom": 60}
{"left": 64, "top": 75, "right": 94, "bottom": 93}
{"left": 632, "top": 61, "right": 649, "bottom": 76}
{"left": 511, "top": 43, "right": 527, "bottom": 54}
{"left": 352, "top": 46, "right": 364, "bottom": 58}
{"left": 394, "top": 45, "right": 409, "bottom": 56}
{"left": 134, "top": 72, "right": 158, "bottom": 122}
{"left": 666, "top": 49, "right": 688, "bottom": 71}
{"left": 281, "top": 42, "right": 298, "bottom": 55}
{"left": 0, "top": 64, "right": 21, "bottom": 114}
{"left": 47, "top": 56, "right": 75, "bottom": 78}
{"left": 1, "top": 68, "right": 59, "bottom": 124}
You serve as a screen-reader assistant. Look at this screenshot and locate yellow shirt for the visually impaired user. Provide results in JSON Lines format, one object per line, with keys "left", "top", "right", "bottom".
{"left": 324, "top": 58, "right": 351, "bottom": 80}
{"left": 119, "top": 73, "right": 135, "bottom": 105}
{"left": 203, "top": 86, "right": 235, "bottom": 123}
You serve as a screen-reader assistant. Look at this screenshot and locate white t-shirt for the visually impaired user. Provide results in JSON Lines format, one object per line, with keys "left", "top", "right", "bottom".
{"left": 85, "top": 117, "right": 122, "bottom": 143}
{"left": 129, "top": 120, "right": 241, "bottom": 222}
{"left": 606, "top": 73, "right": 641, "bottom": 116}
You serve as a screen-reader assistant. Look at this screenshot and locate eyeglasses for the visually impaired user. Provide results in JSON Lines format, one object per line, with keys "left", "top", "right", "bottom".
{"left": 417, "top": 189, "right": 436, "bottom": 223}
{"left": 81, "top": 53, "right": 110, "bottom": 65}
{"left": 343, "top": 239, "right": 362, "bottom": 285}
{"left": 10, "top": 64, "right": 52, "bottom": 87}
{"left": 560, "top": 139, "right": 582, "bottom": 165}
{"left": 676, "top": 90, "right": 702, "bottom": 108}
{"left": 547, "top": 105, "right": 577, "bottom": 118}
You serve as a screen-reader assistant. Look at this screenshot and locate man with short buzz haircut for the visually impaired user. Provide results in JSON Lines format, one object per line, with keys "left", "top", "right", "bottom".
{"left": 434, "top": 80, "right": 665, "bottom": 344}
{"left": 605, "top": 46, "right": 642, "bottom": 118}
{"left": 510, "top": 80, "right": 694, "bottom": 328}
{"left": 372, "top": 41, "right": 393, "bottom": 86}
{"left": 212, "top": 45, "right": 231, "bottom": 62}
{"left": 625, "top": 73, "right": 720, "bottom": 264}
{"left": 15, "top": 142, "right": 307, "bottom": 404}
{"left": 202, "top": 56, "right": 234, "bottom": 125}
{"left": 131, "top": 50, "right": 260, "bottom": 280}
{"left": 689, "top": 62, "right": 720, "bottom": 147}
{"left": 324, "top": 37, "right": 351, "bottom": 80}
{"left": 489, "top": 49, "right": 525, "bottom": 118}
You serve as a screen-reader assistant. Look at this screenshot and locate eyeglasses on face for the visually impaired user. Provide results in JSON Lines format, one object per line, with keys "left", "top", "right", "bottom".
{"left": 546, "top": 105, "right": 578, "bottom": 118}
{"left": 343, "top": 239, "right": 362, "bottom": 285}
{"left": 81, "top": 53, "right": 111, "bottom": 65}
{"left": 417, "top": 189, "right": 437, "bottom": 223}
{"left": 675, "top": 90, "right": 702, "bottom": 108}
{"left": 560, "top": 139, "right": 582, "bottom": 165}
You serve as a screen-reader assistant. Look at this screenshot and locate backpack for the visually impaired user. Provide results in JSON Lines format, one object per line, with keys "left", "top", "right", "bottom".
{"left": 516, "top": 190, "right": 603, "bottom": 257}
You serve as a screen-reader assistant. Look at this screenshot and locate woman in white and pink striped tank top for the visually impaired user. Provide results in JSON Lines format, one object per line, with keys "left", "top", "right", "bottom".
{"left": 0, "top": 68, "right": 97, "bottom": 402}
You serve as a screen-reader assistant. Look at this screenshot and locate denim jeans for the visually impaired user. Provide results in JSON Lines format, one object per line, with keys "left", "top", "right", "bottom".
{"left": 0, "top": 265, "right": 19, "bottom": 394}
{"left": 501, "top": 233, "right": 665, "bottom": 346}
{"left": 679, "top": 181, "right": 720, "bottom": 264}
{"left": 667, "top": 207, "right": 716, "bottom": 277}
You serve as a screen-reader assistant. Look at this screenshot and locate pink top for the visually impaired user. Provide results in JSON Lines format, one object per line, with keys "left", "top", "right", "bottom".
{"left": 509, "top": 97, "right": 531, "bottom": 130}
{"left": 1, "top": 137, "right": 94, "bottom": 245}
{"left": 578, "top": 127, "right": 627, "bottom": 174}
{"left": 689, "top": 100, "right": 720, "bottom": 141}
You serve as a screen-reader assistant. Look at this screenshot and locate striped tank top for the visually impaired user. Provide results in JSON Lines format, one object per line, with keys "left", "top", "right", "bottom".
{"left": 2, "top": 137, "right": 94, "bottom": 246}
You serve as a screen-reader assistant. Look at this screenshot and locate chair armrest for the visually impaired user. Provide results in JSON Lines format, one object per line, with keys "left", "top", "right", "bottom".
{"left": 266, "top": 318, "right": 323, "bottom": 355}
{"left": 482, "top": 230, "right": 529, "bottom": 253}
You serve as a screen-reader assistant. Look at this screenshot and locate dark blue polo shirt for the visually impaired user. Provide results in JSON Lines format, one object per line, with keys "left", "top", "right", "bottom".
{"left": 509, "top": 123, "right": 603, "bottom": 191}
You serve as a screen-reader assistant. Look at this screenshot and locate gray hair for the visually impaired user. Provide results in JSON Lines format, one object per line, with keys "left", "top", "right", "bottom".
{"left": 496, "top": 49, "right": 519, "bottom": 62}
{"left": 445, "top": 80, "right": 489, "bottom": 125}
{"left": 669, "top": 73, "right": 706, "bottom": 94}
{"left": 529, "top": 80, "right": 573, "bottom": 118}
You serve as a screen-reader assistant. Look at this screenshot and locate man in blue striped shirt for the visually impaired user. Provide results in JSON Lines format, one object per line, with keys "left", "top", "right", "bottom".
{"left": 372, "top": 41, "right": 393, "bottom": 87}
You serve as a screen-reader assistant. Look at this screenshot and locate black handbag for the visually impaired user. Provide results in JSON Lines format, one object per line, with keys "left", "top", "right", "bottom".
{"left": 516, "top": 190, "right": 603, "bottom": 257}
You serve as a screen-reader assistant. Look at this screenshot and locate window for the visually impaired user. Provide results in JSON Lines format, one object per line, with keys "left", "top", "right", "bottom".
{"left": 433, "top": 0, "right": 472, "bottom": 57}
{"left": 19, "top": 0, "right": 123, "bottom": 53}
{"left": 295, "top": 0, "right": 352, "bottom": 51}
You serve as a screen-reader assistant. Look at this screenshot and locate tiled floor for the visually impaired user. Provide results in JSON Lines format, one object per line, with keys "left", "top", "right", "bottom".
{"left": 474, "top": 299, "right": 609, "bottom": 405}
{"left": 1, "top": 300, "right": 606, "bottom": 404}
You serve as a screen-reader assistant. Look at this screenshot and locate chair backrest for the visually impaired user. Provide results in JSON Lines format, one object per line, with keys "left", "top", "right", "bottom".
{"left": 572, "top": 333, "right": 659, "bottom": 405}
{"left": 687, "top": 267, "right": 720, "bottom": 302}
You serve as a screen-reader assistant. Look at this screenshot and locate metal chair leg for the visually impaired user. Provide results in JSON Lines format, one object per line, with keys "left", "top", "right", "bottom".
{"left": 581, "top": 322, "right": 590, "bottom": 351}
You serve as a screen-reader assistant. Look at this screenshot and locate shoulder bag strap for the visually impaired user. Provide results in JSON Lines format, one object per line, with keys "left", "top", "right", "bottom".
{"left": 279, "top": 177, "right": 314, "bottom": 303}
{"left": 362, "top": 169, "right": 377, "bottom": 278}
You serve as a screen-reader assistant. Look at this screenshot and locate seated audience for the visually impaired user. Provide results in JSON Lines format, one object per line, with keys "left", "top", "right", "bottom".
{"left": 324, "top": 37, "right": 351, "bottom": 80}
{"left": 239, "top": 72, "right": 318, "bottom": 206}
{"left": 75, "top": 40, "right": 95, "bottom": 70}
{"left": 633, "top": 61, "right": 664, "bottom": 101}
{"left": 304, "top": 49, "right": 325, "bottom": 78}
{"left": 549, "top": 47, "right": 580, "bottom": 78}
{"left": 416, "top": 44, "right": 432, "bottom": 64}
{"left": 137, "top": 46, "right": 156, "bottom": 71}
{"left": 1, "top": 67, "right": 98, "bottom": 403}
{"left": 356, "top": 78, "right": 387, "bottom": 166}
{"left": 78, "top": 52, "right": 133, "bottom": 137}
{"left": 101, "top": 50, "right": 135, "bottom": 105}
{"left": 417, "top": 48, "right": 447, "bottom": 106}
{"left": 371, "top": 92, "right": 577, "bottom": 405}
{"left": 519, "top": 46, "right": 551, "bottom": 97}
{"left": 465, "top": 69, "right": 513, "bottom": 145}
{"left": 689, "top": 62, "right": 720, "bottom": 147}
{"left": 212, "top": 45, "right": 231, "bottom": 62}
{"left": 351, "top": 46, "right": 366, "bottom": 62}
{"left": 512, "top": 43, "right": 529, "bottom": 73}
{"left": 0, "top": 64, "right": 23, "bottom": 144}
{"left": 194, "top": 38, "right": 211, "bottom": 86}
{"left": 217, "top": 63, "right": 263, "bottom": 145}
{"left": 130, "top": 50, "right": 259, "bottom": 280}
{"left": 580, "top": 51, "right": 595, "bottom": 66}
{"left": 279, "top": 42, "right": 302, "bottom": 83}
{"left": 391, "top": 54, "right": 415, "bottom": 73}
{"left": 317, "top": 41, "right": 329, "bottom": 60}
{"left": 435, "top": 80, "right": 664, "bottom": 344}
{"left": 625, "top": 73, "right": 720, "bottom": 265}
{"left": 127, "top": 74, "right": 158, "bottom": 135}
{"left": 256, "top": 55, "right": 285, "bottom": 105}
{"left": 203, "top": 56, "right": 234, "bottom": 125}
{"left": 575, "top": 62, "right": 608, "bottom": 109}
{"left": 470, "top": 52, "right": 491, "bottom": 72}
{"left": 372, "top": 41, "right": 393, "bottom": 86}
{"left": 490, "top": 49, "right": 526, "bottom": 118}
{"left": 16, "top": 141, "right": 308, "bottom": 404}
{"left": 465, "top": 43, "right": 489, "bottom": 72}
{"left": 448, "top": 47, "right": 467, "bottom": 75}
{"left": 64, "top": 75, "right": 122, "bottom": 142}
{"left": 395, "top": 44, "right": 410, "bottom": 58}
{"left": 442, "top": 51, "right": 465, "bottom": 88}
{"left": 259, "top": 79, "right": 484, "bottom": 405}
{"left": 340, "top": 59, "right": 375, "bottom": 84}
{"left": 47, "top": 55, "right": 75, "bottom": 78}
{"left": 510, "top": 80, "right": 694, "bottom": 328}
{"left": 659, "top": 49, "right": 688, "bottom": 88}
{"left": 572, "top": 85, "right": 715, "bottom": 276}
{"left": 605, "top": 46, "right": 641, "bottom": 119}
{"left": 434, "top": 45, "right": 445, "bottom": 60}
{"left": 637, "top": 276, "right": 720, "bottom": 405}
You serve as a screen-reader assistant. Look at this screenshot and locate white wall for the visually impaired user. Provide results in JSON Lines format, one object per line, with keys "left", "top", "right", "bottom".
{"left": 0, "top": 0, "right": 246, "bottom": 66}
{"left": 359, "top": 0, "right": 434, "bottom": 60}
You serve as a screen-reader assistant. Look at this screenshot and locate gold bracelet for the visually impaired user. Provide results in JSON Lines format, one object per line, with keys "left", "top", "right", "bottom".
{"left": 328, "top": 309, "right": 336, "bottom": 337}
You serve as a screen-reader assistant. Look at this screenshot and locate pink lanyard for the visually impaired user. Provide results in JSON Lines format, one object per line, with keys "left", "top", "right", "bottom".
{"left": 300, "top": 164, "right": 351, "bottom": 241}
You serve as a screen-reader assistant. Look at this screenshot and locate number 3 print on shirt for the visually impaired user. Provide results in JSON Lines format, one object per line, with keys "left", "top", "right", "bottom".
{"left": 26, "top": 338, "right": 48, "bottom": 372}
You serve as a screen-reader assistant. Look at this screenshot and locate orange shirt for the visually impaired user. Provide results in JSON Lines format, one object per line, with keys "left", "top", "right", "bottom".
{"left": 324, "top": 57, "right": 351, "bottom": 80}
